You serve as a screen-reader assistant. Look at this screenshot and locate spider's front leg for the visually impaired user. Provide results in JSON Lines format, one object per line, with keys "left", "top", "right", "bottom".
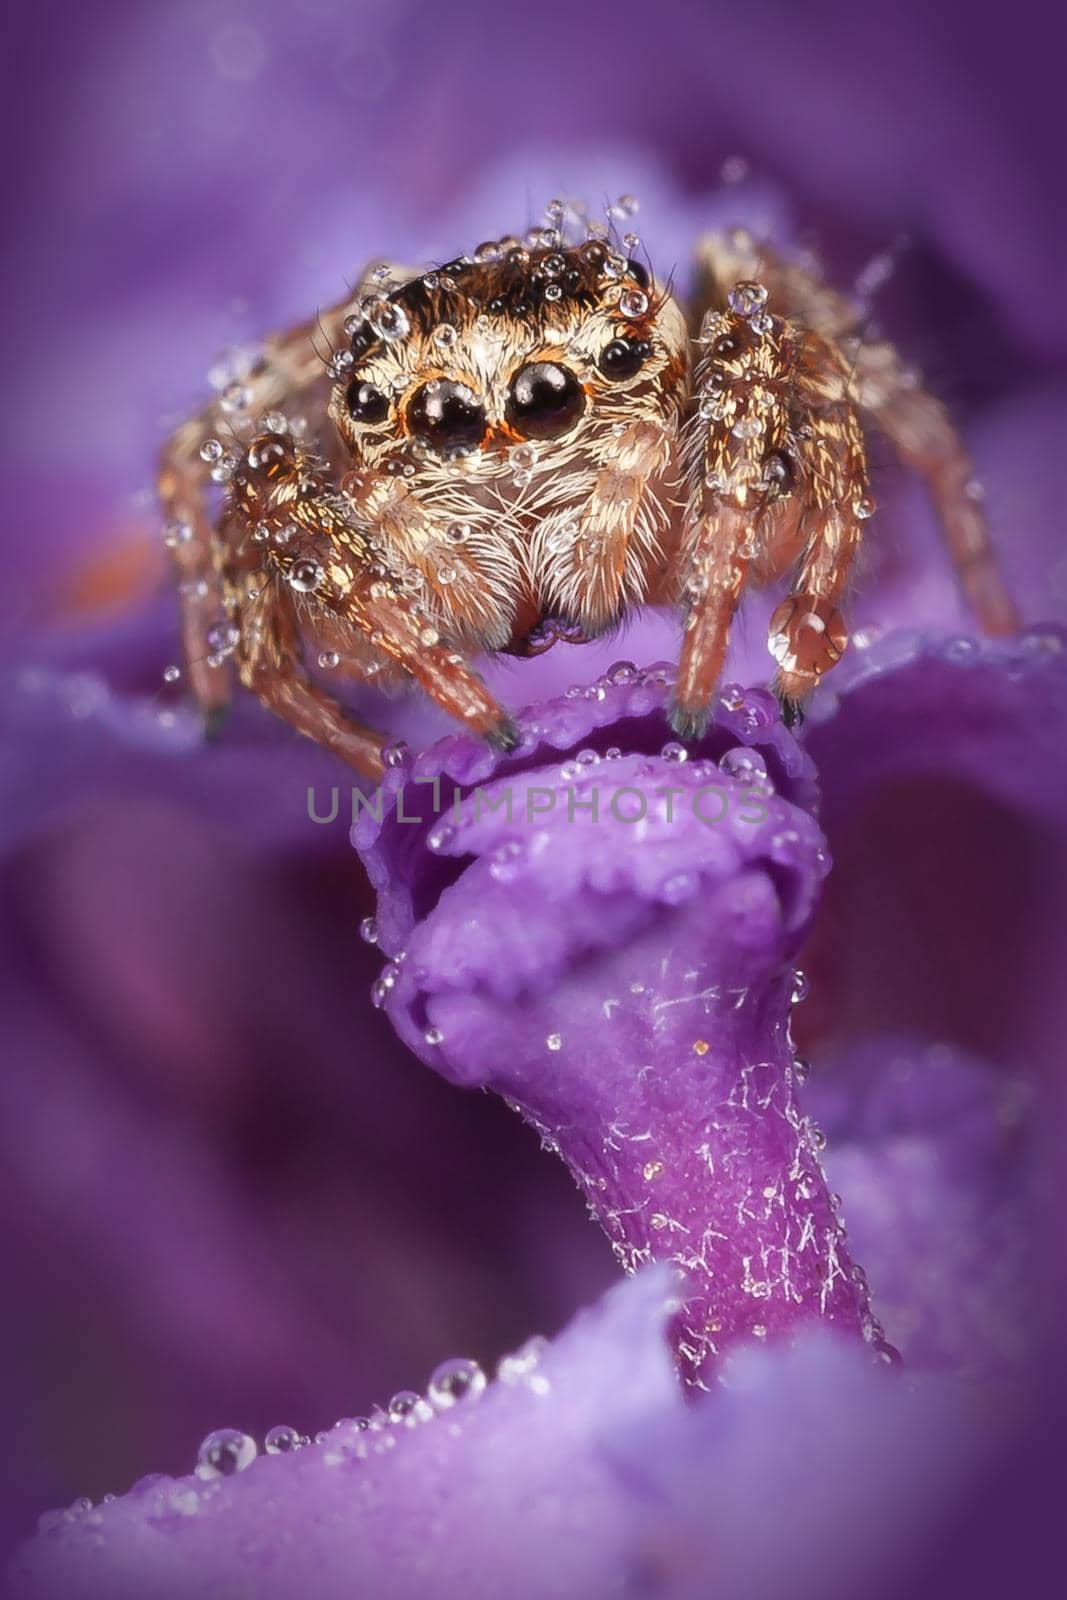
{"left": 696, "top": 228, "right": 1019, "bottom": 638}
{"left": 672, "top": 299, "right": 868, "bottom": 735}
{"left": 229, "top": 434, "right": 516, "bottom": 779}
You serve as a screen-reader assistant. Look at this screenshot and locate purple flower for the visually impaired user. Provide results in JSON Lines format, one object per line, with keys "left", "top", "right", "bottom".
{"left": 5, "top": 0, "right": 1067, "bottom": 1593}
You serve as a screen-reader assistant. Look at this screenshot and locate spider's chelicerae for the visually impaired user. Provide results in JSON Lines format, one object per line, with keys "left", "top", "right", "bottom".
{"left": 160, "top": 211, "right": 1017, "bottom": 778}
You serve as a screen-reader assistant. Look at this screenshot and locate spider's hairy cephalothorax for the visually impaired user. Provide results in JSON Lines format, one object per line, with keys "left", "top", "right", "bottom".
{"left": 160, "top": 208, "right": 1017, "bottom": 777}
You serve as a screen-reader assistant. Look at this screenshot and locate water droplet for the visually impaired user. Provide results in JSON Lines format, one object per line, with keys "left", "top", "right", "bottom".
{"left": 497, "top": 1336, "right": 551, "bottom": 1392}
{"left": 382, "top": 740, "right": 409, "bottom": 769}
{"left": 446, "top": 521, "right": 471, "bottom": 544}
{"left": 287, "top": 559, "right": 324, "bottom": 594}
{"left": 619, "top": 287, "right": 649, "bottom": 318}
{"left": 206, "top": 620, "right": 240, "bottom": 657}
{"left": 424, "top": 1026, "right": 444, "bottom": 1046}
{"left": 328, "top": 348, "right": 355, "bottom": 379}
{"left": 195, "top": 1429, "right": 257, "bottom": 1480}
{"left": 368, "top": 300, "right": 410, "bottom": 343}
{"left": 433, "top": 324, "right": 458, "bottom": 349}
{"left": 853, "top": 496, "right": 876, "bottom": 520}
{"left": 731, "top": 416, "right": 763, "bottom": 440}
{"left": 428, "top": 1357, "right": 487, "bottom": 1410}
{"left": 264, "top": 1425, "right": 303, "bottom": 1455}
{"left": 199, "top": 438, "right": 224, "bottom": 464}
{"left": 317, "top": 650, "right": 341, "bottom": 670}
{"left": 660, "top": 871, "right": 698, "bottom": 904}
{"left": 791, "top": 969, "right": 810, "bottom": 1003}
{"left": 162, "top": 664, "right": 181, "bottom": 684}
{"left": 546, "top": 1033, "right": 563, "bottom": 1051}
{"left": 419, "top": 625, "right": 440, "bottom": 647}
{"left": 749, "top": 311, "right": 773, "bottom": 335}
{"left": 720, "top": 155, "right": 750, "bottom": 184}
{"left": 427, "top": 821, "right": 456, "bottom": 853}
{"left": 793, "top": 1056, "right": 811, "bottom": 1084}
{"left": 727, "top": 281, "right": 769, "bottom": 317}
{"left": 162, "top": 519, "right": 192, "bottom": 549}
{"left": 360, "top": 916, "right": 378, "bottom": 944}
{"left": 388, "top": 1390, "right": 432, "bottom": 1425}
{"left": 660, "top": 741, "right": 688, "bottom": 763}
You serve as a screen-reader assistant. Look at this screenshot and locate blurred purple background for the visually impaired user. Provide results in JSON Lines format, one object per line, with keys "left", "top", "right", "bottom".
{"left": 3, "top": 0, "right": 1065, "bottom": 1564}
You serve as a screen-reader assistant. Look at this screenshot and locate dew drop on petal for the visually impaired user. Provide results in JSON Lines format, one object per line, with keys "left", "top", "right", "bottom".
{"left": 382, "top": 740, "right": 410, "bottom": 769}
{"left": 195, "top": 1429, "right": 257, "bottom": 1480}
{"left": 264, "top": 1425, "right": 303, "bottom": 1455}
{"left": 428, "top": 1357, "right": 487, "bottom": 1410}
{"left": 388, "top": 1390, "right": 431, "bottom": 1425}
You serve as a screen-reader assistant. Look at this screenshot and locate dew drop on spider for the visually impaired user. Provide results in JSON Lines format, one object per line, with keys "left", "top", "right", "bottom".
{"left": 199, "top": 438, "right": 224, "bottom": 464}
{"left": 317, "top": 650, "right": 340, "bottom": 670}
{"left": 162, "top": 664, "right": 181, "bottom": 684}
{"left": 853, "top": 496, "right": 876, "bottom": 519}
{"left": 206, "top": 621, "right": 240, "bottom": 656}
{"left": 433, "top": 324, "right": 458, "bottom": 349}
{"left": 749, "top": 311, "right": 773, "bottom": 335}
{"left": 619, "top": 288, "right": 649, "bottom": 318}
{"left": 368, "top": 300, "right": 410, "bottom": 343}
{"left": 162, "top": 520, "right": 191, "bottom": 548}
{"left": 728, "top": 281, "right": 769, "bottom": 317}
{"left": 732, "top": 416, "right": 763, "bottom": 440}
{"left": 287, "top": 558, "right": 324, "bottom": 593}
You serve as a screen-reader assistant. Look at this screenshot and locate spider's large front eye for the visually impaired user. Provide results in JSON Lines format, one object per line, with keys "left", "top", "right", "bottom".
{"left": 599, "top": 337, "right": 650, "bottom": 380}
{"left": 346, "top": 379, "right": 390, "bottom": 425}
{"left": 407, "top": 380, "right": 486, "bottom": 454}
{"left": 506, "top": 362, "right": 584, "bottom": 440}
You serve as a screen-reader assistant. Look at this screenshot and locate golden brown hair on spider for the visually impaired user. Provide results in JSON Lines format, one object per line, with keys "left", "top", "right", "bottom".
{"left": 159, "top": 215, "right": 1018, "bottom": 779}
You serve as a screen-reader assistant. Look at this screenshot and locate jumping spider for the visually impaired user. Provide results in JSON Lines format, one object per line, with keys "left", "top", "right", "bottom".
{"left": 160, "top": 219, "right": 1017, "bottom": 778}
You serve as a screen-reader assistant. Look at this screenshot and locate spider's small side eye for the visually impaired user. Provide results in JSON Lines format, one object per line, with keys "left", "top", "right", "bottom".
{"left": 346, "top": 379, "right": 390, "bottom": 424}
{"left": 506, "top": 361, "right": 584, "bottom": 440}
{"left": 763, "top": 450, "right": 796, "bottom": 495}
{"left": 599, "top": 337, "right": 651, "bottom": 380}
{"left": 627, "top": 260, "right": 651, "bottom": 290}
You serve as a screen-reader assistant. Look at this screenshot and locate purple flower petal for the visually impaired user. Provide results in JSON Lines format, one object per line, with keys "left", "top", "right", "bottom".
{"left": 357, "top": 671, "right": 878, "bottom": 1381}
{"left": 10, "top": 1266, "right": 984, "bottom": 1600}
